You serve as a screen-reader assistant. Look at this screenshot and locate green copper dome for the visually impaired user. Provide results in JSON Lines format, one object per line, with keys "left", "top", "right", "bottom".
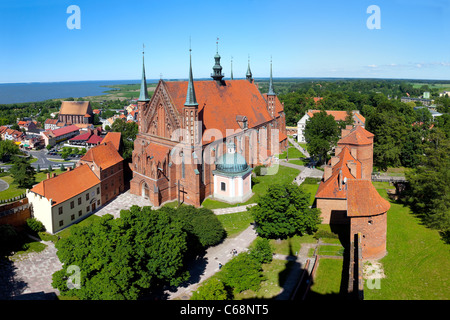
{"left": 215, "top": 152, "right": 249, "bottom": 174}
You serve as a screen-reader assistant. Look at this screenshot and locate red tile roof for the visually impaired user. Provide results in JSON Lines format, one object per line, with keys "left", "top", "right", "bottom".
{"left": 101, "top": 132, "right": 121, "bottom": 151}
{"left": 86, "top": 134, "right": 103, "bottom": 145}
{"left": 45, "top": 119, "right": 58, "bottom": 124}
{"left": 145, "top": 143, "right": 170, "bottom": 165}
{"left": 51, "top": 124, "right": 79, "bottom": 138}
{"left": 346, "top": 180, "right": 390, "bottom": 216}
{"left": 164, "top": 79, "right": 273, "bottom": 141}
{"left": 69, "top": 131, "right": 92, "bottom": 141}
{"left": 30, "top": 164, "right": 100, "bottom": 206}
{"left": 307, "top": 110, "right": 349, "bottom": 121}
{"left": 315, "top": 146, "right": 361, "bottom": 199}
{"left": 80, "top": 142, "right": 123, "bottom": 170}
{"left": 338, "top": 126, "right": 373, "bottom": 146}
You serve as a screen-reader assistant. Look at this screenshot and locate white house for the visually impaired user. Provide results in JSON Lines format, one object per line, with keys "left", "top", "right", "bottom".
{"left": 297, "top": 110, "right": 365, "bottom": 143}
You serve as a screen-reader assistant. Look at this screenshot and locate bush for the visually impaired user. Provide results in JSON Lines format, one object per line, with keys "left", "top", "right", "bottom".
{"left": 313, "top": 229, "right": 339, "bottom": 240}
{"left": 218, "top": 252, "right": 265, "bottom": 294}
{"left": 249, "top": 238, "right": 273, "bottom": 264}
{"left": 191, "top": 278, "right": 233, "bottom": 300}
{"left": 26, "top": 218, "right": 46, "bottom": 234}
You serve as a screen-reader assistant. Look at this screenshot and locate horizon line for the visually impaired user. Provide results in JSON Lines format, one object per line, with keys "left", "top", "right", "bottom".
{"left": 1, "top": 76, "right": 450, "bottom": 85}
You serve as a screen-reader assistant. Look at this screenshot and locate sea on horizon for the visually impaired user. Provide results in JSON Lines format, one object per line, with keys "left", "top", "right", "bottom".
{"left": 0, "top": 80, "right": 146, "bottom": 104}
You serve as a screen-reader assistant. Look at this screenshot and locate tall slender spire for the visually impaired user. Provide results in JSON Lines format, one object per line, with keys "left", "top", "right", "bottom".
{"left": 267, "top": 57, "right": 275, "bottom": 96}
{"left": 246, "top": 55, "right": 253, "bottom": 83}
{"left": 138, "top": 44, "right": 150, "bottom": 101}
{"left": 230, "top": 56, "right": 234, "bottom": 80}
{"left": 184, "top": 47, "right": 198, "bottom": 107}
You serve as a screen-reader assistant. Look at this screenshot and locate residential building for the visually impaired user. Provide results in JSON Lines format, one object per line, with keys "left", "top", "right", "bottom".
{"left": 17, "top": 120, "right": 38, "bottom": 132}
{"left": 27, "top": 165, "right": 101, "bottom": 234}
{"left": 68, "top": 127, "right": 103, "bottom": 147}
{"left": 401, "top": 96, "right": 433, "bottom": 106}
{"left": 78, "top": 133, "right": 124, "bottom": 204}
{"left": 44, "top": 119, "right": 64, "bottom": 131}
{"left": 0, "top": 126, "right": 25, "bottom": 142}
{"left": 41, "top": 124, "right": 80, "bottom": 147}
{"left": 297, "top": 110, "right": 365, "bottom": 143}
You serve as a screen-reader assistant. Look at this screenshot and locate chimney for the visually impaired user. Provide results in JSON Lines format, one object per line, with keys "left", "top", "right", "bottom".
{"left": 331, "top": 156, "right": 340, "bottom": 167}
{"left": 46, "top": 173, "right": 50, "bottom": 180}
{"left": 347, "top": 160, "right": 357, "bottom": 178}
{"left": 324, "top": 165, "right": 332, "bottom": 181}
{"left": 52, "top": 173, "right": 56, "bottom": 178}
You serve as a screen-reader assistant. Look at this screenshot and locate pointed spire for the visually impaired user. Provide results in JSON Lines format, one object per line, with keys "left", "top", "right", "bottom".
{"left": 267, "top": 57, "right": 275, "bottom": 96}
{"left": 184, "top": 47, "right": 198, "bottom": 107}
{"left": 138, "top": 44, "right": 150, "bottom": 102}
{"left": 230, "top": 56, "right": 234, "bottom": 80}
{"left": 246, "top": 55, "right": 253, "bottom": 83}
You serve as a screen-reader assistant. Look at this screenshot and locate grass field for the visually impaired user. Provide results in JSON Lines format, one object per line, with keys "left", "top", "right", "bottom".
{"left": 309, "top": 258, "right": 344, "bottom": 296}
{"left": 0, "top": 169, "right": 66, "bottom": 201}
{"left": 364, "top": 182, "right": 450, "bottom": 300}
{"left": 82, "top": 83, "right": 157, "bottom": 102}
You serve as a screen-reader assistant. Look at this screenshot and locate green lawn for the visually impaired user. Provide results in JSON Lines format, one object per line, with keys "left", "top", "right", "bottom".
{"left": 309, "top": 258, "right": 344, "bottom": 296}
{"left": 0, "top": 169, "right": 66, "bottom": 201}
{"left": 278, "top": 147, "right": 305, "bottom": 160}
{"left": 216, "top": 210, "right": 254, "bottom": 238}
{"left": 365, "top": 182, "right": 450, "bottom": 300}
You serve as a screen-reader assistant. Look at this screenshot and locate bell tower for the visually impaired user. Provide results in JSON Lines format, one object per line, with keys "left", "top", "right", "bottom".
{"left": 183, "top": 48, "right": 199, "bottom": 146}
{"left": 211, "top": 38, "right": 225, "bottom": 84}
{"left": 267, "top": 58, "right": 276, "bottom": 119}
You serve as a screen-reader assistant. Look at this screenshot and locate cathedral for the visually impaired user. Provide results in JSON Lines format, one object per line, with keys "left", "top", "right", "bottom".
{"left": 129, "top": 46, "right": 288, "bottom": 207}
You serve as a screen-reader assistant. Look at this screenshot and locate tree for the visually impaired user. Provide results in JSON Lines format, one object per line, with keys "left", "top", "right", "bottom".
{"left": 0, "top": 140, "right": 20, "bottom": 162}
{"left": 191, "top": 278, "right": 233, "bottom": 300}
{"left": 9, "top": 156, "right": 35, "bottom": 188}
{"left": 304, "top": 111, "right": 339, "bottom": 164}
{"left": 160, "top": 205, "right": 226, "bottom": 257}
{"left": 52, "top": 206, "right": 190, "bottom": 300}
{"left": 218, "top": 252, "right": 265, "bottom": 294}
{"left": 405, "top": 128, "right": 450, "bottom": 242}
{"left": 111, "top": 119, "right": 138, "bottom": 160}
{"left": 249, "top": 183, "right": 321, "bottom": 239}
{"left": 249, "top": 238, "right": 273, "bottom": 264}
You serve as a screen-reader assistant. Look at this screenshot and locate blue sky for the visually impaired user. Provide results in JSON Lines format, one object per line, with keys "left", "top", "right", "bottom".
{"left": 0, "top": 0, "right": 449, "bottom": 83}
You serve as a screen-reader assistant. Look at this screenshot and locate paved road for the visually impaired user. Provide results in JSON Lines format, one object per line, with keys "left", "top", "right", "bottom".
{"left": 0, "top": 150, "right": 76, "bottom": 171}
{"left": 0, "top": 240, "right": 62, "bottom": 300}
{"left": 0, "top": 178, "right": 9, "bottom": 192}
